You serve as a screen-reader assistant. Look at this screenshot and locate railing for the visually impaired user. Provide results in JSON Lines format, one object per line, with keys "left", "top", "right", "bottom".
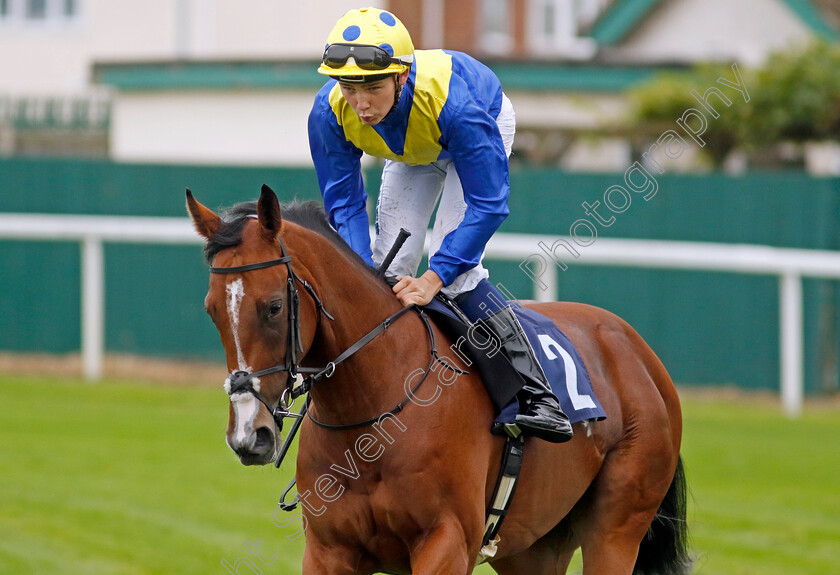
{"left": 3, "top": 213, "right": 840, "bottom": 417}
{"left": 0, "top": 92, "right": 111, "bottom": 131}
{"left": 0, "top": 214, "right": 198, "bottom": 382}
{"left": 487, "top": 233, "right": 840, "bottom": 417}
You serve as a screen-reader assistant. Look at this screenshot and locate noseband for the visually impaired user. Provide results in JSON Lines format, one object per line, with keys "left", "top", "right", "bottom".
{"left": 210, "top": 233, "right": 335, "bottom": 426}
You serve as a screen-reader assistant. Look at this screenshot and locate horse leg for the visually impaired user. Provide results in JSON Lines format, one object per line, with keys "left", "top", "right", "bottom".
{"left": 409, "top": 520, "right": 475, "bottom": 575}
{"left": 578, "top": 445, "right": 676, "bottom": 574}
{"left": 580, "top": 522, "right": 653, "bottom": 575}
{"left": 301, "top": 541, "right": 373, "bottom": 575}
{"left": 489, "top": 535, "right": 576, "bottom": 575}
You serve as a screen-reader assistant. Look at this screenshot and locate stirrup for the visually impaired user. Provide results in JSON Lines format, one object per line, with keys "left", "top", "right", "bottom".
{"left": 515, "top": 408, "right": 573, "bottom": 443}
{"left": 491, "top": 421, "right": 522, "bottom": 439}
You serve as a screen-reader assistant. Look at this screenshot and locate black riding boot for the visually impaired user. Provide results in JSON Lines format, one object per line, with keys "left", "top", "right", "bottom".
{"left": 476, "top": 306, "right": 574, "bottom": 444}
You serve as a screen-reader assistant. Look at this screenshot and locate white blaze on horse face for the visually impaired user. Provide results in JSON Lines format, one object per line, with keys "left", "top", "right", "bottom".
{"left": 223, "top": 278, "right": 262, "bottom": 447}
{"left": 226, "top": 279, "right": 248, "bottom": 373}
{"left": 226, "top": 382, "right": 260, "bottom": 448}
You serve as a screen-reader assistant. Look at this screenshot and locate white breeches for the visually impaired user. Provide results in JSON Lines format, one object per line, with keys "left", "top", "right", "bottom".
{"left": 372, "top": 93, "right": 516, "bottom": 297}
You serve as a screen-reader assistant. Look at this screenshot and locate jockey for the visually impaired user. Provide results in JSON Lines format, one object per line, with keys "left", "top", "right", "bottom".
{"left": 308, "top": 7, "right": 572, "bottom": 443}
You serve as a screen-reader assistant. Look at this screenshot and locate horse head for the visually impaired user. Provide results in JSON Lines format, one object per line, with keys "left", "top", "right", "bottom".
{"left": 187, "top": 184, "right": 322, "bottom": 465}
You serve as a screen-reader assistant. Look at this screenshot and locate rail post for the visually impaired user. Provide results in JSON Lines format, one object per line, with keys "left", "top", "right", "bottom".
{"left": 779, "top": 271, "right": 804, "bottom": 417}
{"left": 81, "top": 235, "right": 104, "bottom": 381}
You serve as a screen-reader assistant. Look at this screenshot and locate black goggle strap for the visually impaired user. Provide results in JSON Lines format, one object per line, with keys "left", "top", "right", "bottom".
{"left": 323, "top": 44, "right": 408, "bottom": 69}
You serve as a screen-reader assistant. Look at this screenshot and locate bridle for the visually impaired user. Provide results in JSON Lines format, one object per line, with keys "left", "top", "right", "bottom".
{"left": 209, "top": 220, "right": 468, "bottom": 514}
{"left": 210, "top": 233, "right": 335, "bottom": 427}
{"left": 209, "top": 228, "right": 462, "bottom": 436}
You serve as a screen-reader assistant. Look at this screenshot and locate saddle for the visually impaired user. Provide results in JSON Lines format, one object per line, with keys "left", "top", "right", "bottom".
{"left": 419, "top": 294, "right": 526, "bottom": 413}
{"left": 421, "top": 293, "right": 605, "bottom": 426}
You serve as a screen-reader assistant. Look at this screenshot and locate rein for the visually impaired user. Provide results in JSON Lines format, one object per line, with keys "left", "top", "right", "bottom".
{"left": 209, "top": 229, "right": 465, "bottom": 450}
{"left": 304, "top": 307, "right": 464, "bottom": 430}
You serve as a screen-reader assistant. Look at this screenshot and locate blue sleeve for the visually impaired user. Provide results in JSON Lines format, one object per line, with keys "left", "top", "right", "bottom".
{"left": 429, "top": 75, "right": 510, "bottom": 286}
{"left": 308, "top": 82, "right": 374, "bottom": 267}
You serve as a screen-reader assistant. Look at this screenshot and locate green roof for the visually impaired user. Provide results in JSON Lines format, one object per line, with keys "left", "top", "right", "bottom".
{"left": 95, "top": 60, "right": 669, "bottom": 94}
{"left": 94, "top": 61, "right": 326, "bottom": 91}
{"left": 589, "top": 0, "right": 838, "bottom": 45}
{"left": 590, "top": 0, "right": 664, "bottom": 46}
{"left": 781, "top": 0, "right": 839, "bottom": 40}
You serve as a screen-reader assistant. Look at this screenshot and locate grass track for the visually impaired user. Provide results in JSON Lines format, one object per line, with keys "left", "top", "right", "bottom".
{"left": 1, "top": 376, "right": 838, "bottom": 574}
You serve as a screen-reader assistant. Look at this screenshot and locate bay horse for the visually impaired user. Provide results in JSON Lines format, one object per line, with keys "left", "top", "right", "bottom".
{"left": 187, "top": 185, "right": 690, "bottom": 575}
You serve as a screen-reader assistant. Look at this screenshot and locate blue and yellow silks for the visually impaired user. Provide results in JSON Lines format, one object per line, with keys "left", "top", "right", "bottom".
{"left": 308, "top": 49, "right": 510, "bottom": 285}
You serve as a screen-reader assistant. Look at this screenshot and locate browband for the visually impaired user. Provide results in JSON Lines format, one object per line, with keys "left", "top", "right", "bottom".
{"left": 210, "top": 256, "right": 291, "bottom": 274}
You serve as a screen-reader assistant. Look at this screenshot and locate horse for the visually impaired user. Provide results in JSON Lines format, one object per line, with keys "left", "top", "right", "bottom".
{"left": 186, "top": 184, "right": 690, "bottom": 575}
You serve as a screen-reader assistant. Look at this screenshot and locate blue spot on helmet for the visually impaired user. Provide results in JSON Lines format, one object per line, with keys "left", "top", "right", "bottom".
{"left": 379, "top": 12, "right": 397, "bottom": 26}
{"left": 342, "top": 25, "right": 361, "bottom": 41}
{"left": 318, "top": 8, "right": 415, "bottom": 78}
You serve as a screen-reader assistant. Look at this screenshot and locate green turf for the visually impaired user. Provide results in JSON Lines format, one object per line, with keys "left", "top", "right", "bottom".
{"left": 0, "top": 376, "right": 304, "bottom": 574}
{"left": 678, "top": 397, "right": 840, "bottom": 575}
{"left": 1, "top": 376, "right": 837, "bottom": 574}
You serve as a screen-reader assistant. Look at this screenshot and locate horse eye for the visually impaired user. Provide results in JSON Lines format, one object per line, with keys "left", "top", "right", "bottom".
{"left": 268, "top": 301, "right": 283, "bottom": 318}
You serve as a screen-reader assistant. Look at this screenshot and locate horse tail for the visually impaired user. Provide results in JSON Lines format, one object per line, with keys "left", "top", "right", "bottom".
{"left": 633, "top": 455, "right": 692, "bottom": 575}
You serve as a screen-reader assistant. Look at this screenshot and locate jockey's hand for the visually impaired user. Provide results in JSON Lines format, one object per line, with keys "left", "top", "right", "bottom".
{"left": 393, "top": 270, "right": 444, "bottom": 307}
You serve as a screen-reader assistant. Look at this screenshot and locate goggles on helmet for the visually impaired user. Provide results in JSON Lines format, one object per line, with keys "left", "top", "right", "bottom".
{"left": 322, "top": 43, "right": 410, "bottom": 71}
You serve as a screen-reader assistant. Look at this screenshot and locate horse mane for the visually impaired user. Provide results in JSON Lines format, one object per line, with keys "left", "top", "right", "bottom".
{"left": 204, "top": 199, "right": 383, "bottom": 282}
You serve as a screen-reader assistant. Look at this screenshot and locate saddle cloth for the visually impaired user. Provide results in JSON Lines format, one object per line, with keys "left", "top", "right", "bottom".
{"left": 421, "top": 298, "right": 606, "bottom": 426}
{"left": 497, "top": 306, "right": 605, "bottom": 425}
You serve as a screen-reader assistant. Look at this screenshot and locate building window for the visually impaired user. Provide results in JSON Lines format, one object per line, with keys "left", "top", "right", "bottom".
{"left": 480, "top": 0, "right": 513, "bottom": 55}
{"left": 0, "top": 0, "right": 80, "bottom": 25}
{"left": 577, "top": 0, "right": 611, "bottom": 30}
{"left": 535, "top": 0, "right": 575, "bottom": 46}
{"left": 26, "top": 0, "right": 47, "bottom": 19}
{"left": 528, "top": 0, "right": 600, "bottom": 58}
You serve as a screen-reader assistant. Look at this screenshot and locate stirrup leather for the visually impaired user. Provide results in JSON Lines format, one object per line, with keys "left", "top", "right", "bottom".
{"left": 475, "top": 305, "right": 551, "bottom": 390}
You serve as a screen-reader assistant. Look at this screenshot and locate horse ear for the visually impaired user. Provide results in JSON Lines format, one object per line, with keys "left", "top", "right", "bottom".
{"left": 257, "top": 184, "right": 282, "bottom": 242}
{"left": 186, "top": 189, "right": 222, "bottom": 239}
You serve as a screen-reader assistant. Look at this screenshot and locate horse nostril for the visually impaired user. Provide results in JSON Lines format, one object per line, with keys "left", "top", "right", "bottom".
{"left": 253, "top": 427, "right": 275, "bottom": 452}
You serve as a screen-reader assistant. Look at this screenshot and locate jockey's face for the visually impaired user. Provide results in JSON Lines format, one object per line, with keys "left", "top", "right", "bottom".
{"left": 339, "top": 71, "right": 408, "bottom": 126}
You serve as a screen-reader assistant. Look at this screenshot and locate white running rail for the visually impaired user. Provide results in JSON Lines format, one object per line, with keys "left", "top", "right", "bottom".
{"left": 3, "top": 213, "right": 840, "bottom": 417}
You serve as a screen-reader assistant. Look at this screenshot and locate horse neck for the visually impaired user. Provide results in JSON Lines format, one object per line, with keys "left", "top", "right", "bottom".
{"left": 286, "top": 230, "right": 429, "bottom": 426}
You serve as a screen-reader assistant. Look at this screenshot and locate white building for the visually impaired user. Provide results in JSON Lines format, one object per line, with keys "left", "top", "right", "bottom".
{"left": 0, "top": 0, "right": 383, "bottom": 158}
{"left": 0, "top": 0, "right": 383, "bottom": 93}
{"left": 1, "top": 0, "right": 837, "bottom": 168}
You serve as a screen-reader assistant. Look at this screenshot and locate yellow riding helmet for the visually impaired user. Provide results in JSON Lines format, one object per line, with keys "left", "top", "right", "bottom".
{"left": 318, "top": 7, "right": 414, "bottom": 79}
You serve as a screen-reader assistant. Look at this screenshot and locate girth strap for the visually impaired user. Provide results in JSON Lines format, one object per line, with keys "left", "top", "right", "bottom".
{"left": 476, "top": 436, "right": 525, "bottom": 565}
